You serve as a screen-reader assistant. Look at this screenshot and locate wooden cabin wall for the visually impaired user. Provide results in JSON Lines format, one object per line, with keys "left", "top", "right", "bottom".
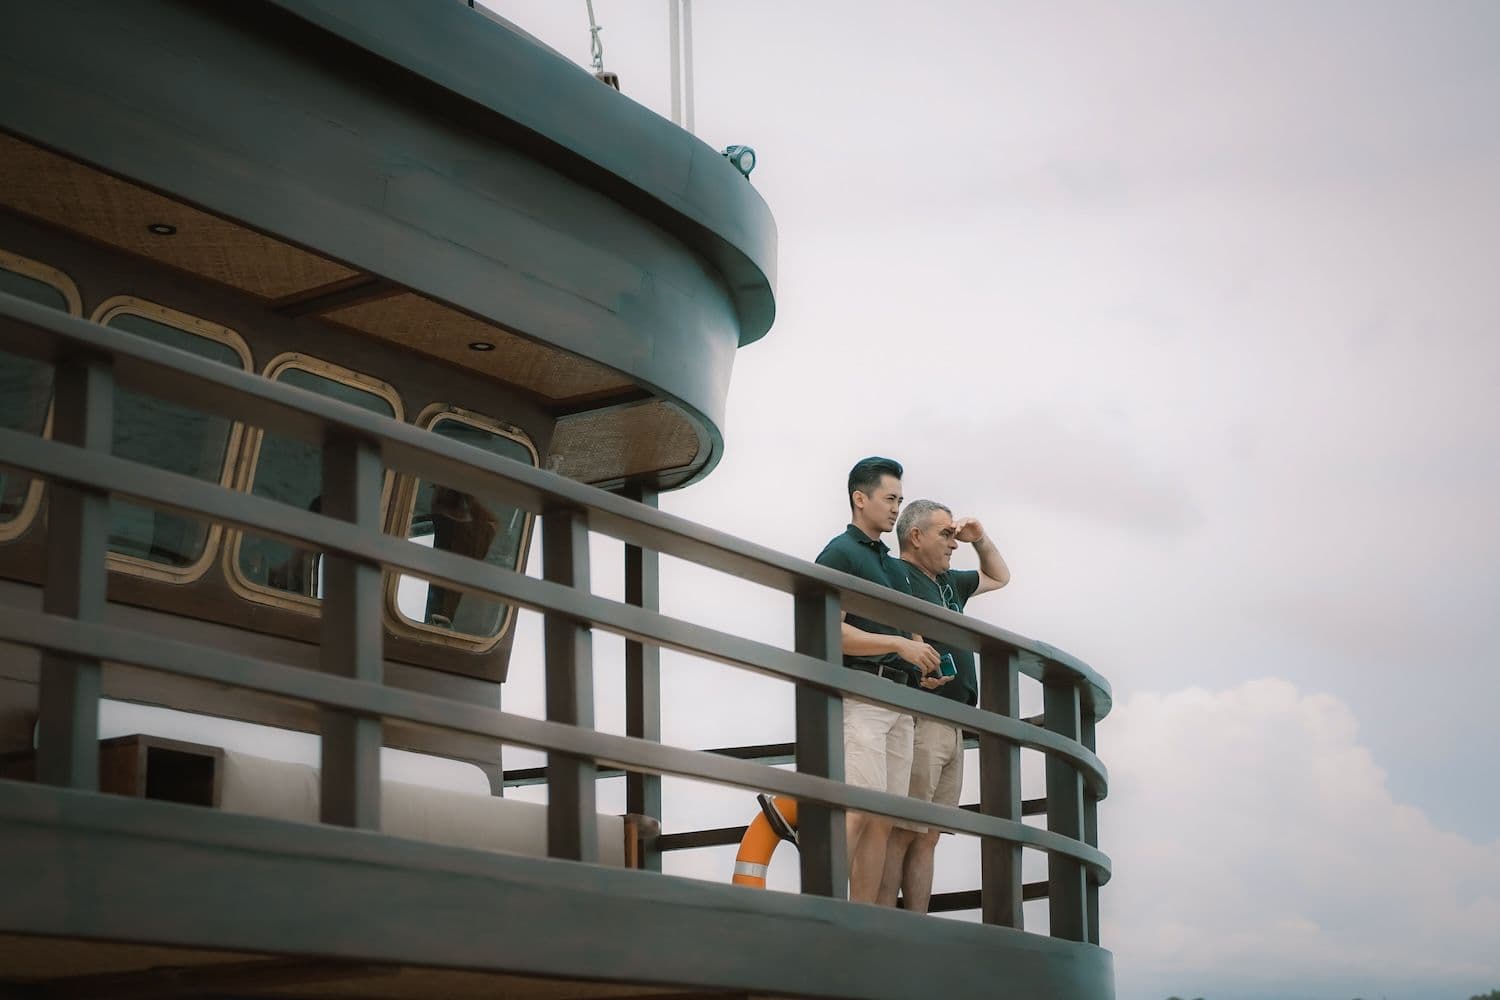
{"left": 0, "top": 208, "right": 557, "bottom": 758}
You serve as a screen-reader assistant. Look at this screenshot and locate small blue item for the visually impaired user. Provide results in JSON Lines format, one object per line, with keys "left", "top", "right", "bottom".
{"left": 939, "top": 652, "right": 957, "bottom": 678}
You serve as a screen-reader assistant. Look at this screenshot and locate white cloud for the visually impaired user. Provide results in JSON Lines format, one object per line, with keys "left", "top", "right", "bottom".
{"left": 1102, "top": 679, "right": 1500, "bottom": 1000}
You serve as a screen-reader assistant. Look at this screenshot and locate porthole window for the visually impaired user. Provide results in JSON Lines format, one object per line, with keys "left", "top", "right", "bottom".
{"left": 228, "top": 354, "right": 401, "bottom": 610}
{"left": 93, "top": 298, "right": 252, "bottom": 582}
{"left": 0, "top": 249, "right": 81, "bottom": 542}
{"left": 388, "top": 406, "right": 537, "bottom": 648}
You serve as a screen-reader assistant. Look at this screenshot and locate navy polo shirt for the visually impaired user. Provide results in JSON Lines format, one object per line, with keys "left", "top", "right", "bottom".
{"left": 885, "top": 560, "right": 981, "bottom": 707}
{"left": 815, "top": 524, "right": 915, "bottom": 673}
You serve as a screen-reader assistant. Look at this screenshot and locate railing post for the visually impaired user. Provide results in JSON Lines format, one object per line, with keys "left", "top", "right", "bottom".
{"left": 793, "top": 588, "right": 847, "bottom": 899}
{"left": 36, "top": 355, "right": 113, "bottom": 790}
{"left": 1082, "top": 709, "right": 1100, "bottom": 945}
{"left": 543, "top": 506, "right": 597, "bottom": 862}
{"left": 622, "top": 482, "right": 662, "bottom": 871}
{"left": 1044, "top": 676, "right": 1089, "bottom": 942}
{"left": 978, "top": 644, "right": 1023, "bottom": 928}
{"left": 318, "top": 433, "right": 384, "bottom": 829}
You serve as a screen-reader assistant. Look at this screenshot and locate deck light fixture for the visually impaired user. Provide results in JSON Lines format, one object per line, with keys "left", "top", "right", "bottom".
{"left": 147, "top": 223, "right": 177, "bottom": 235}
{"left": 722, "top": 145, "right": 755, "bottom": 178}
{"left": 468, "top": 341, "right": 495, "bottom": 352}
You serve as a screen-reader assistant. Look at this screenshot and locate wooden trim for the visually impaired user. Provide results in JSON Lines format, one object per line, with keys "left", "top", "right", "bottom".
{"left": 383, "top": 403, "right": 537, "bottom": 652}
{"left": 222, "top": 352, "right": 402, "bottom": 614}
{"left": 0, "top": 733, "right": 225, "bottom": 807}
{"left": 621, "top": 812, "right": 660, "bottom": 871}
{"left": 0, "top": 247, "right": 80, "bottom": 543}
{"left": 0, "top": 247, "right": 82, "bottom": 315}
{"left": 90, "top": 296, "right": 252, "bottom": 585}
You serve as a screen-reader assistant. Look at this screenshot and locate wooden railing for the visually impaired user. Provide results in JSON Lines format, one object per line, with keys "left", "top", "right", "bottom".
{"left": 0, "top": 290, "right": 1111, "bottom": 943}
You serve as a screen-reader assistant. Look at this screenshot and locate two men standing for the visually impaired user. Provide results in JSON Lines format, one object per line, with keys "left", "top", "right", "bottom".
{"left": 814, "top": 457, "right": 1009, "bottom": 909}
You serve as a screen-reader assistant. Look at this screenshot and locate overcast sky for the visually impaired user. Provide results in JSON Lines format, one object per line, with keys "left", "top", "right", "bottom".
{"left": 112, "top": 3, "right": 1500, "bottom": 998}
{"left": 483, "top": 3, "right": 1500, "bottom": 997}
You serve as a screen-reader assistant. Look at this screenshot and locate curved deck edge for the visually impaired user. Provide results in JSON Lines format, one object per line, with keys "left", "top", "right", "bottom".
{"left": 0, "top": 782, "right": 1114, "bottom": 1000}
{"left": 265, "top": 0, "right": 779, "bottom": 347}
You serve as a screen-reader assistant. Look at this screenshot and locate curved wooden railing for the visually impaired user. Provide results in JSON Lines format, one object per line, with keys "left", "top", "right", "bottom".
{"left": 0, "top": 289, "right": 1110, "bottom": 944}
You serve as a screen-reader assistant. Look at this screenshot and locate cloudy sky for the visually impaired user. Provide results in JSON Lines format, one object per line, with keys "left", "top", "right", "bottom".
{"left": 111, "top": 3, "right": 1500, "bottom": 998}
{"left": 486, "top": 2, "right": 1500, "bottom": 997}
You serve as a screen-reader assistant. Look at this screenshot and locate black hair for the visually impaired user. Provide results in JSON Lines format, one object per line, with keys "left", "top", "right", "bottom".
{"left": 847, "top": 456, "right": 903, "bottom": 509}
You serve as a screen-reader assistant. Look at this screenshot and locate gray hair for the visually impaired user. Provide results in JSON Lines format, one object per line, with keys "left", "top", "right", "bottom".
{"left": 896, "top": 499, "right": 951, "bottom": 552}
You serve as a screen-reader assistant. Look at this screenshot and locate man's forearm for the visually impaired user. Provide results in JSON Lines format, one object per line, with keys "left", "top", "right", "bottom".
{"left": 973, "top": 533, "right": 1011, "bottom": 587}
{"left": 840, "top": 621, "right": 903, "bottom": 658}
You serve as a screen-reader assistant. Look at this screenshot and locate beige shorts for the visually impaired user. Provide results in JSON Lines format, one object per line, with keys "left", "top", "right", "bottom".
{"left": 901, "top": 716, "right": 964, "bottom": 832}
{"left": 843, "top": 698, "right": 914, "bottom": 801}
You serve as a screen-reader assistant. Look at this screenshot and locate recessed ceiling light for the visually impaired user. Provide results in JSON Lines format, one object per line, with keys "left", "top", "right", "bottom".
{"left": 468, "top": 341, "right": 495, "bottom": 352}
{"left": 147, "top": 223, "right": 177, "bottom": 236}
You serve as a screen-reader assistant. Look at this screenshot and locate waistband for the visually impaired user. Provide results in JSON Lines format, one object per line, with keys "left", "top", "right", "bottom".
{"left": 846, "top": 660, "right": 913, "bottom": 684}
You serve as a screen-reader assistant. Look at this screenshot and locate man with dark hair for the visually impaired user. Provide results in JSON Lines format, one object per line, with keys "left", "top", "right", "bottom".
{"left": 877, "top": 498, "right": 1010, "bottom": 912}
{"left": 814, "top": 457, "right": 943, "bottom": 903}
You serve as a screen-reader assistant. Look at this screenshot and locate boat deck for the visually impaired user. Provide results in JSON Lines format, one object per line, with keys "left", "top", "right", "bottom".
{"left": 0, "top": 780, "right": 1111, "bottom": 1000}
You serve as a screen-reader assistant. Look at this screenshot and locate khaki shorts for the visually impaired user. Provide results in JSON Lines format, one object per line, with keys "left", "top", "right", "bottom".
{"left": 901, "top": 716, "right": 964, "bottom": 832}
{"left": 843, "top": 698, "right": 914, "bottom": 800}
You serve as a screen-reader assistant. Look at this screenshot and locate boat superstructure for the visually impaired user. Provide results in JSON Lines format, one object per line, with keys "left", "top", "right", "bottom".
{"left": 0, "top": 3, "right": 1113, "bottom": 997}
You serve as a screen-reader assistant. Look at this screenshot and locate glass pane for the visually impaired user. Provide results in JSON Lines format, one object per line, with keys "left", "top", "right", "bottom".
{"left": 104, "top": 313, "right": 243, "bottom": 568}
{"left": 237, "top": 367, "right": 394, "bottom": 598}
{"left": 0, "top": 268, "right": 68, "bottom": 523}
{"left": 394, "top": 417, "right": 531, "bottom": 638}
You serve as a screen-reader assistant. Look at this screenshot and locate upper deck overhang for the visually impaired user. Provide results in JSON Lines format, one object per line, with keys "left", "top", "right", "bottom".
{"left": 268, "top": 0, "right": 779, "bottom": 349}
{"left": 0, "top": 0, "right": 778, "bottom": 487}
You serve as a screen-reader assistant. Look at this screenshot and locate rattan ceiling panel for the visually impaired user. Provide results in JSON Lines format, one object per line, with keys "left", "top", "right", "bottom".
{"left": 0, "top": 934, "right": 695, "bottom": 998}
{"left": 254, "top": 967, "right": 691, "bottom": 998}
{"left": 548, "top": 401, "right": 702, "bottom": 483}
{"left": 0, "top": 133, "right": 357, "bottom": 298}
{"left": 0, "top": 934, "right": 260, "bottom": 979}
{"left": 324, "top": 292, "right": 633, "bottom": 402}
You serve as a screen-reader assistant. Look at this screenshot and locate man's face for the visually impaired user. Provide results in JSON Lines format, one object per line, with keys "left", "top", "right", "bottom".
{"left": 853, "top": 475, "right": 903, "bottom": 535}
{"left": 910, "top": 508, "right": 959, "bottom": 575}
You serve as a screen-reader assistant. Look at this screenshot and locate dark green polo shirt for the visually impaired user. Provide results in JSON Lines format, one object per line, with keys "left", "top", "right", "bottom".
{"left": 885, "top": 560, "right": 981, "bottom": 707}
{"left": 815, "top": 524, "right": 915, "bottom": 676}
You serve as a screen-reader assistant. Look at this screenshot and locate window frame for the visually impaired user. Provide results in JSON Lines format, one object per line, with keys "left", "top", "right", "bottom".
{"left": 0, "top": 248, "right": 82, "bottom": 543}
{"left": 223, "top": 352, "right": 403, "bottom": 613}
{"left": 383, "top": 403, "right": 538, "bottom": 651}
{"left": 91, "top": 296, "right": 253, "bottom": 584}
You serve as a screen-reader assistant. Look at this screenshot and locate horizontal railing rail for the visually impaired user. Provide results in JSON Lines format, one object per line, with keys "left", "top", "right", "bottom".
{"left": 0, "top": 607, "right": 1110, "bottom": 877}
{"left": 0, "top": 428, "right": 1110, "bottom": 796}
{"left": 0, "top": 290, "right": 1109, "bottom": 943}
{"left": 647, "top": 739, "right": 1052, "bottom": 917}
{"left": 0, "top": 294, "right": 1112, "bottom": 720}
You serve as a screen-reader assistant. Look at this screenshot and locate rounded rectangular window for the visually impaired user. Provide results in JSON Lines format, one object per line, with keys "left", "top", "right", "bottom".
{"left": 93, "top": 299, "right": 252, "bottom": 581}
{"left": 0, "top": 249, "right": 80, "bottom": 541}
{"left": 389, "top": 407, "right": 537, "bottom": 647}
{"left": 229, "top": 355, "right": 400, "bottom": 609}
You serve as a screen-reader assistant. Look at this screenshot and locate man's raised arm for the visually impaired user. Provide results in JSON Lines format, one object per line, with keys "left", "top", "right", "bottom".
{"left": 953, "top": 517, "right": 1011, "bottom": 595}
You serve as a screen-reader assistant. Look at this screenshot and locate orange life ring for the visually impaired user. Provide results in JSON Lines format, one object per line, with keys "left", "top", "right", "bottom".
{"left": 732, "top": 794, "right": 798, "bottom": 888}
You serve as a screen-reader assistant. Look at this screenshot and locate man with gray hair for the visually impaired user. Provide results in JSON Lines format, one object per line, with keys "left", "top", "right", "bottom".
{"left": 876, "top": 498, "right": 1010, "bottom": 912}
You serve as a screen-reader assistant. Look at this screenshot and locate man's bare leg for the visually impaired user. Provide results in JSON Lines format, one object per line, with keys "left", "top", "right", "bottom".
{"left": 846, "top": 810, "right": 892, "bottom": 903}
{"left": 899, "top": 830, "right": 942, "bottom": 913}
{"left": 877, "top": 827, "right": 917, "bottom": 906}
